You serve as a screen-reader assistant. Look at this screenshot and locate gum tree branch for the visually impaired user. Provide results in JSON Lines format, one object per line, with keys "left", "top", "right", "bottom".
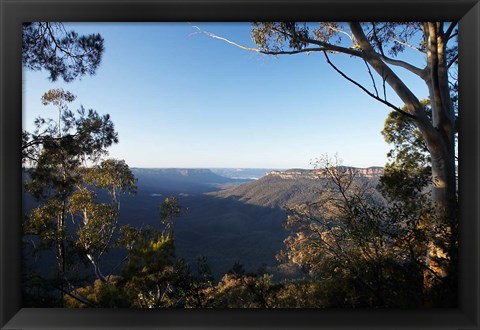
{"left": 322, "top": 51, "right": 415, "bottom": 119}
{"left": 194, "top": 25, "right": 363, "bottom": 58}
{"left": 364, "top": 58, "right": 379, "bottom": 97}
{"left": 444, "top": 21, "right": 458, "bottom": 40}
{"left": 379, "top": 54, "right": 427, "bottom": 79}
{"left": 447, "top": 54, "right": 458, "bottom": 70}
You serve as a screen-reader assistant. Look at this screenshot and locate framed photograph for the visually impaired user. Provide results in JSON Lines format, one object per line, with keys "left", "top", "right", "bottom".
{"left": 1, "top": 0, "right": 479, "bottom": 329}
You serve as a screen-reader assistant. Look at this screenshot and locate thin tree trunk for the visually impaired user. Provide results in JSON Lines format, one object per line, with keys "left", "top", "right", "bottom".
{"left": 57, "top": 199, "right": 67, "bottom": 307}
{"left": 89, "top": 255, "right": 107, "bottom": 283}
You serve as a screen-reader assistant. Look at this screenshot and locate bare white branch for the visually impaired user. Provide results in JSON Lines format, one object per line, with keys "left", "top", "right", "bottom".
{"left": 191, "top": 25, "right": 261, "bottom": 53}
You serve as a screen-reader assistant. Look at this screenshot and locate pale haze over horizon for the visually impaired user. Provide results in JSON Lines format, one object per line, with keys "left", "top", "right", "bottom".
{"left": 23, "top": 23, "right": 429, "bottom": 169}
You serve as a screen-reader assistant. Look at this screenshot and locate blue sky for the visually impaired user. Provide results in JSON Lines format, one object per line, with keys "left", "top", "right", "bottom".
{"left": 23, "top": 23, "right": 429, "bottom": 169}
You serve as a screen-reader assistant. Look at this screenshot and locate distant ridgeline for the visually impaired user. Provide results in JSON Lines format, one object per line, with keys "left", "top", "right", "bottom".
{"left": 212, "top": 166, "right": 384, "bottom": 210}
{"left": 267, "top": 166, "right": 384, "bottom": 180}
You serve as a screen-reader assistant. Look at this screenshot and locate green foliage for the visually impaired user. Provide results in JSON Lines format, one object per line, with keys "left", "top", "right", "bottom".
{"left": 69, "top": 189, "right": 118, "bottom": 257}
{"left": 23, "top": 89, "right": 136, "bottom": 306}
{"left": 117, "top": 225, "right": 175, "bottom": 275}
{"left": 171, "top": 257, "right": 216, "bottom": 307}
{"left": 365, "top": 22, "right": 424, "bottom": 56}
{"left": 23, "top": 89, "right": 118, "bottom": 188}
{"left": 379, "top": 100, "right": 432, "bottom": 201}
{"left": 22, "top": 22, "right": 104, "bottom": 82}
{"left": 64, "top": 276, "right": 130, "bottom": 308}
{"left": 63, "top": 198, "right": 213, "bottom": 308}
{"left": 115, "top": 225, "right": 176, "bottom": 307}
{"left": 112, "top": 199, "right": 193, "bottom": 308}
{"left": 159, "top": 197, "right": 181, "bottom": 236}
{"left": 160, "top": 197, "right": 181, "bottom": 222}
{"left": 252, "top": 22, "right": 311, "bottom": 52}
{"left": 210, "top": 265, "right": 281, "bottom": 308}
{"left": 82, "top": 159, "right": 137, "bottom": 200}
{"left": 24, "top": 199, "right": 65, "bottom": 243}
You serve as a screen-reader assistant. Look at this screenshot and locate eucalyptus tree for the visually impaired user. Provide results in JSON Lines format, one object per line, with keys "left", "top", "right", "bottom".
{"left": 201, "top": 22, "right": 458, "bottom": 289}
{"left": 22, "top": 89, "right": 118, "bottom": 166}
{"left": 22, "top": 89, "right": 133, "bottom": 305}
{"left": 159, "top": 197, "right": 181, "bottom": 238}
{"left": 69, "top": 159, "right": 137, "bottom": 282}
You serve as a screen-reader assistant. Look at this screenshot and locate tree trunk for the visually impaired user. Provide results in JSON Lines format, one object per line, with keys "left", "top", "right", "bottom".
{"left": 422, "top": 23, "right": 457, "bottom": 298}
{"left": 425, "top": 138, "right": 456, "bottom": 274}
{"left": 57, "top": 200, "right": 67, "bottom": 307}
{"left": 349, "top": 23, "right": 457, "bottom": 295}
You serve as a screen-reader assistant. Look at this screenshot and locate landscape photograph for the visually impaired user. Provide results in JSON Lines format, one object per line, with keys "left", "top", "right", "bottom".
{"left": 21, "top": 22, "right": 458, "bottom": 308}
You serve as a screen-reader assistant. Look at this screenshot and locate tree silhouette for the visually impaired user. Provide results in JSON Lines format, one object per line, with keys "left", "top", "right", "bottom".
{"left": 23, "top": 22, "right": 104, "bottom": 82}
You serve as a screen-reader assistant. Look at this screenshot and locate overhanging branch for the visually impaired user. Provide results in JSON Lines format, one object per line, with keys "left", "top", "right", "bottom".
{"left": 193, "top": 25, "right": 362, "bottom": 58}
{"left": 195, "top": 24, "right": 417, "bottom": 120}
{"left": 191, "top": 26, "right": 261, "bottom": 53}
{"left": 322, "top": 51, "right": 415, "bottom": 119}
{"left": 363, "top": 58, "right": 379, "bottom": 97}
{"left": 445, "top": 21, "right": 458, "bottom": 40}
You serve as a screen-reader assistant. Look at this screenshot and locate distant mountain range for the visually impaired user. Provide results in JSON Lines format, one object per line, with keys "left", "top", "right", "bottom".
{"left": 268, "top": 166, "right": 384, "bottom": 179}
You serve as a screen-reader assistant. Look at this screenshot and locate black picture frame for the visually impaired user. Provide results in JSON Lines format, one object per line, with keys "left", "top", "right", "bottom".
{"left": 1, "top": 0, "right": 479, "bottom": 329}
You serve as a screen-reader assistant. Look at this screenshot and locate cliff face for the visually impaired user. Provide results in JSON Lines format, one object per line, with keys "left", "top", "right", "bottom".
{"left": 267, "top": 167, "right": 384, "bottom": 180}
{"left": 356, "top": 167, "right": 384, "bottom": 177}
